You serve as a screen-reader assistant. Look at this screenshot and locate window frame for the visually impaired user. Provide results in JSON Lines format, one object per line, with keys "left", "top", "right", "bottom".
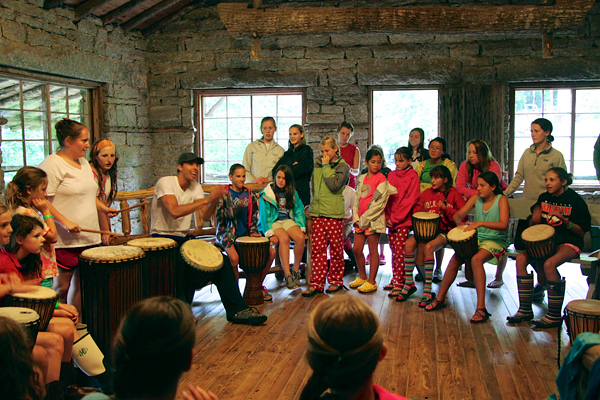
{"left": 0, "top": 67, "right": 102, "bottom": 181}
{"left": 194, "top": 88, "right": 307, "bottom": 183}
{"left": 509, "top": 82, "right": 600, "bottom": 189}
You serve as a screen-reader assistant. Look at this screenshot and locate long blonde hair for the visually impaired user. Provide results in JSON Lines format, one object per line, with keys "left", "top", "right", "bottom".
{"left": 300, "top": 296, "right": 383, "bottom": 400}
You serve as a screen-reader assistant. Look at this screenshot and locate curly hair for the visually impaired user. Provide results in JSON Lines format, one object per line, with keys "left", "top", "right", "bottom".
{"left": 5, "top": 167, "right": 48, "bottom": 211}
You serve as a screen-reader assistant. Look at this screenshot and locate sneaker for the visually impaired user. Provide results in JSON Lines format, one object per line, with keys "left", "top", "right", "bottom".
{"left": 366, "top": 254, "right": 371, "bottom": 265}
{"left": 228, "top": 307, "right": 267, "bottom": 326}
{"left": 262, "top": 286, "right": 272, "bottom": 301}
{"left": 379, "top": 254, "right": 386, "bottom": 265}
{"left": 285, "top": 274, "right": 298, "bottom": 289}
{"left": 292, "top": 270, "right": 302, "bottom": 287}
{"left": 432, "top": 269, "right": 443, "bottom": 283}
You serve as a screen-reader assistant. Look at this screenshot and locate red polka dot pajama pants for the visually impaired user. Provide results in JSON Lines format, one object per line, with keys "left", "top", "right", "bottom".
{"left": 388, "top": 227, "right": 410, "bottom": 289}
{"left": 310, "top": 217, "right": 344, "bottom": 291}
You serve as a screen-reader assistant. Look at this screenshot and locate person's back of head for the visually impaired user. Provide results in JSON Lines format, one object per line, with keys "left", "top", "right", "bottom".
{"left": 112, "top": 297, "right": 196, "bottom": 399}
{"left": 0, "top": 316, "right": 44, "bottom": 400}
{"left": 300, "top": 296, "right": 384, "bottom": 400}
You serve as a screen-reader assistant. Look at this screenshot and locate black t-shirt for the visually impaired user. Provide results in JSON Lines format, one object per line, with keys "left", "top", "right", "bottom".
{"left": 532, "top": 188, "right": 591, "bottom": 249}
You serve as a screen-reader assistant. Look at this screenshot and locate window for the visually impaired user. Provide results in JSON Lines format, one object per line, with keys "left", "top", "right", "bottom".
{"left": 512, "top": 86, "right": 600, "bottom": 183}
{"left": 0, "top": 75, "right": 95, "bottom": 182}
{"left": 371, "top": 88, "right": 439, "bottom": 167}
{"left": 197, "top": 90, "right": 305, "bottom": 182}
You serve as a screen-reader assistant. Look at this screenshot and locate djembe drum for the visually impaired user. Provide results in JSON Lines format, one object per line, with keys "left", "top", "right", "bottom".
{"left": 448, "top": 225, "right": 479, "bottom": 260}
{"left": 1, "top": 286, "right": 57, "bottom": 331}
{"left": 412, "top": 212, "right": 440, "bottom": 242}
{"left": 127, "top": 237, "right": 178, "bottom": 298}
{"left": 235, "top": 236, "right": 271, "bottom": 305}
{"left": 180, "top": 239, "right": 224, "bottom": 290}
{"left": 521, "top": 225, "right": 556, "bottom": 260}
{"left": 564, "top": 299, "right": 600, "bottom": 345}
{"left": 0, "top": 307, "right": 40, "bottom": 349}
{"left": 79, "top": 245, "right": 146, "bottom": 357}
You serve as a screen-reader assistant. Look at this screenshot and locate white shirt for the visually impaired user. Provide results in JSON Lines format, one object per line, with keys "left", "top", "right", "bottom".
{"left": 39, "top": 154, "right": 100, "bottom": 248}
{"left": 151, "top": 176, "right": 204, "bottom": 237}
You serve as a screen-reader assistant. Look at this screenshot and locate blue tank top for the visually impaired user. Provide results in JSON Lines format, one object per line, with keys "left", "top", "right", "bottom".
{"left": 474, "top": 194, "right": 509, "bottom": 247}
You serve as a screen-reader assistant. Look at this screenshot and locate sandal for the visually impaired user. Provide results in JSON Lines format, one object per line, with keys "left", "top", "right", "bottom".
{"left": 487, "top": 279, "right": 504, "bottom": 289}
{"left": 395, "top": 286, "right": 417, "bottom": 302}
{"left": 418, "top": 292, "right": 436, "bottom": 308}
{"left": 425, "top": 298, "right": 447, "bottom": 312}
{"left": 325, "top": 285, "right": 348, "bottom": 293}
{"left": 349, "top": 277, "right": 366, "bottom": 289}
{"left": 388, "top": 288, "right": 402, "bottom": 298}
{"left": 302, "top": 287, "right": 324, "bottom": 297}
{"left": 383, "top": 283, "right": 394, "bottom": 291}
{"left": 470, "top": 308, "right": 491, "bottom": 323}
{"left": 457, "top": 280, "right": 475, "bottom": 288}
{"left": 357, "top": 281, "right": 378, "bottom": 293}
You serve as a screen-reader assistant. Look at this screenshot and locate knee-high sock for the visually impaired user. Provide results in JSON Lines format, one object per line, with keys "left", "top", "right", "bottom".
{"left": 422, "top": 257, "right": 434, "bottom": 299}
{"left": 400, "top": 251, "right": 415, "bottom": 294}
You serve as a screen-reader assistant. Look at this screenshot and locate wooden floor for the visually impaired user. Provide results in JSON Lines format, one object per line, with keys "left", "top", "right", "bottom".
{"left": 178, "top": 249, "right": 590, "bottom": 400}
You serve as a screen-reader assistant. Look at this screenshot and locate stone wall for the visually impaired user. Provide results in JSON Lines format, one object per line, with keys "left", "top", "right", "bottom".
{"left": 146, "top": 4, "right": 600, "bottom": 177}
{"left": 0, "top": 0, "right": 151, "bottom": 192}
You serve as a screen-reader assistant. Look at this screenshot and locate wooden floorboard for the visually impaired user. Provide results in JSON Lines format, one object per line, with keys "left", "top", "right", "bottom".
{"left": 178, "top": 249, "right": 590, "bottom": 400}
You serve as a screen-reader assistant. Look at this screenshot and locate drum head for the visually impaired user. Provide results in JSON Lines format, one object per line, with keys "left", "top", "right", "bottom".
{"left": 413, "top": 212, "right": 440, "bottom": 220}
{"left": 566, "top": 299, "right": 600, "bottom": 316}
{"left": 521, "top": 224, "right": 555, "bottom": 242}
{"left": 181, "top": 239, "right": 224, "bottom": 272}
{"left": 0, "top": 307, "right": 40, "bottom": 324}
{"left": 235, "top": 236, "right": 270, "bottom": 244}
{"left": 80, "top": 246, "right": 145, "bottom": 262}
{"left": 127, "top": 237, "right": 177, "bottom": 251}
{"left": 448, "top": 225, "right": 476, "bottom": 242}
{"left": 9, "top": 286, "right": 57, "bottom": 300}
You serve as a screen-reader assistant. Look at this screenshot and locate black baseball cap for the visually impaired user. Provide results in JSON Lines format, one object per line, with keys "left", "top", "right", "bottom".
{"left": 177, "top": 152, "right": 204, "bottom": 165}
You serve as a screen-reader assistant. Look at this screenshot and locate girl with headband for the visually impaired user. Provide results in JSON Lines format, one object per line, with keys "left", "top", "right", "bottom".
{"left": 89, "top": 139, "right": 119, "bottom": 245}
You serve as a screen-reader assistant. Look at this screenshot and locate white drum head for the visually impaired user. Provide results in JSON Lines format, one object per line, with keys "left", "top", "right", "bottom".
{"left": 181, "top": 239, "right": 223, "bottom": 271}
{"left": 10, "top": 285, "right": 57, "bottom": 300}
{"left": 235, "top": 236, "right": 270, "bottom": 244}
{"left": 521, "top": 224, "right": 555, "bottom": 242}
{"left": 566, "top": 299, "right": 600, "bottom": 316}
{"left": 80, "top": 246, "right": 145, "bottom": 262}
{"left": 448, "top": 225, "right": 476, "bottom": 242}
{"left": 413, "top": 212, "right": 440, "bottom": 220}
{"left": 0, "top": 307, "right": 40, "bottom": 324}
{"left": 127, "top": 237, "right": 177, "bottom": 250}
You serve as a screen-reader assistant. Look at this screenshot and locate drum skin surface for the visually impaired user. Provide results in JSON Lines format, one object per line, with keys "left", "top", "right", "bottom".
{"left": 1, "top": 286, "right": 57, "bottom": 331}
{"left": 0, "top": 307, "right": 40, "bottom": 348}
{"left": 127, "top": 238, "right": 178, "bottom": 298}
{"left": 521, "top": 225, "right": 556, "bottom": 260}
{"left": 448, "top": 225, "right": 479, "bottom": 260}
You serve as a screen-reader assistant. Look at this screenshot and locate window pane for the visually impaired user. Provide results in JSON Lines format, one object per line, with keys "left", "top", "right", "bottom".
{"left": 228, "top": 140, "right": 247, "bottom": 161}
{"left": 26, "top": 140, "right": 46, "bottom": 166}
{"left": 204, "top": 162, "right": 228, "bottom": 182}
{"left": 515, "top": 90, "right": 542, "bottom": 114}
{"left": 514, "top": 113, "right": 541, "bottom": 138}
{"left": 22, "top": 81, "right": 45, "bottom": 111}
{"left": 51, "top": 113, "right": 68, "bottom": 136}
{"left": 372, "top": 90, "right": 439, "bottom": 165}
{"left": 576, "top": 89, "right": 600, "bottom": 113}
{"left": 1, "top": 140, "right": 24, "bottom": 171}
{"left": 68, "top": 88, "right": 88, "bottom": 114}
{"left": 228, "top": 118, "right": 251, "bottom": 140}
{"left": 514, "top": 138, "right": 531, "bottom": 160}
{"left": 0, "top": 78, "right": 21, "bottom": 110}
{"left": 227, "top": 96, "right": 250, "bottom": 118}
{"left": 205, "top": 140, "right": 227, "bottom": 161}
{"left": 49, "top": 85, "right": 67, "bottom": 114}
{"left": 278, "top": 95, "right": 303, "bottom": 117}
{"left": 574, "top": 161, "right": 596, "bottom": 180}
{"left": 542, "top": 89, "right": 571, "bottom": 113}
{"left": 277, "top": 118, "right": 302, "bottom": 145}
{"left": 204, "top": 118, "right": 227, "bottom": 140}
{"left": 547, "top": 114, "right": 572, "bottom": 137}
{"left": 252, "top": 96, "right": 277, "bottom": 117}
{"left": 0, "top": 110, "right": 22, "bottom": 140}
{"left": 553, "top": 137, "right": 571, "bottom": 167}
{"left": 71, "top": 114, "right": 90, "bottom": 129}
{"left": 203, "top": 97, "right": 226, "bottom": 118}
{"left": 4, "top": 171, "right": 17, "bottom": 182}
{"left": 574, "top": 137, "right": 596, "bottom": 161}
{"left": 575, "top": 114, "right": 600, "bottom": 137}
{"left": 24, "top": 111, "right": 47, "bottom": 140}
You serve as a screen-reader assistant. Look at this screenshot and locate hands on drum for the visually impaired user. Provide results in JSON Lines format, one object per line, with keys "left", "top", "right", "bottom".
{"left": 53, "top": 303, "right": 79, "bottom": 323}
{"left": 463, "top": 221, "right": 482, "bottom": 232}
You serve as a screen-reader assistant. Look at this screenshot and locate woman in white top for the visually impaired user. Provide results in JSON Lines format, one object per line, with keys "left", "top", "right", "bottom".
{"left": 39, "top": 119, "right": 102, "bottom": 313}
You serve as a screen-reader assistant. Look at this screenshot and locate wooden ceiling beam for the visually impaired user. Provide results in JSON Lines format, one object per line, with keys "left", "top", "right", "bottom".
{"left": 102, "top": 0, "right": 152, "bottom": 25}
{"left": 120, "top": 0, "right": 188, "bottom": 32}
{"left": 141, "top": 0, "right": 202, "bottom": 36}
{"left": 75, "top": 0, "right": 115, "bottom": 21}
{"left": 217, "top": 0, "right": 595, "bottom": 37}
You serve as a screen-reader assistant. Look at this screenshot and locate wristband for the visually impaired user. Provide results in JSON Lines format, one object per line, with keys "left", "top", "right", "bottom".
{"left": 567, "top": 221, "right": 574, "bottom": 230}
{"left": 55, "top": 301, "right": 60, "bottom": 309}
{"left": 43, "top": 214, "right": 54, "bottom": 220}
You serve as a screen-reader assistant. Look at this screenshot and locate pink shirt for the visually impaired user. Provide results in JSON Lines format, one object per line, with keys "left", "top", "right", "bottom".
{"left": 358, "top": 172, "right": 386, "bottom": 217}
{"left": 456, "top": 160, "right": 508, "bottom": 199}
{"left": 340, "top": 143, "right": 358, "bottom": 188}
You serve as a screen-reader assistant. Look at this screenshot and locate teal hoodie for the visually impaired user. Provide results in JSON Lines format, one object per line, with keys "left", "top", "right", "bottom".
{"left": 258, "top": 184, "right": 306, "bottom": 238}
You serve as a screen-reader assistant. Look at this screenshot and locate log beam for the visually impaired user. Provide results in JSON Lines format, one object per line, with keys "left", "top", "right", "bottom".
{"left": 141, "top": 0, "right": 204, "bottom": 36}
{"left": 217, "top": 0, "right": 595, "bottom": 37}
{"left": 102, "top": 0, "right": 152, "bottom": 25}
{"left": 75, "top": 0, "right": 115, "bottom": 21}
{"left": 121, "top": 0, "right": 191, "bottom": 32}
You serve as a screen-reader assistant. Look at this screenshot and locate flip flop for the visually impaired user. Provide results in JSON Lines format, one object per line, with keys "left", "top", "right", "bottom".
{"left": 388, "top": 288, "right": 402, "bottom": 298}
{"left": 395, "top": 286, "right": 417, "bottom": 302}
{"left": 302, "top": 287, "right": 324, "bottom": 297}
{"left": 383, "top": 283, "right": 394, "bottom": 291}
{"left": 487, "top": 280, "right": 504, "bottom": 289}
{"left": 457, "top": 280, "right": 476, "bottom": 288}
{"left": 325, "top": 285, "right": 348, "bottom": 293}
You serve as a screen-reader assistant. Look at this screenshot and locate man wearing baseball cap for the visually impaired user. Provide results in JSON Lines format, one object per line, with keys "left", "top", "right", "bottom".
{"left": 150, "top": 152, "right": 267, "bottom": 326}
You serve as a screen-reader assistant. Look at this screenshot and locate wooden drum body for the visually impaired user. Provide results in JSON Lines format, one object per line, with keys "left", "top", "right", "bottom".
{"left": 235, "top": 236, "right": 271, "bottom": 306}
{"left": 127, "top": 238, "right": 178, "bottom": 298}
{"left": 412, "top": 212, "right": 440, "bottom": 242}
{"left": 181, "top": 239, "right": 224, "bottom": 290}
{"left": 565, "top": 299, "right": 600, "bottom": 345}
{"left": 79, "top": 245, "right": 146, "bottom": 357}
{"left": 521, "top": 225, "right": 556, "bottom": 261}
{"left": 448, "top": 225, "right": 479, "bottom": 260}
{"left": 0, "top": 307, "right": 40, "bottom": 349}
{"left": 1, "top": 286, "right": 57, "bottom": 331}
